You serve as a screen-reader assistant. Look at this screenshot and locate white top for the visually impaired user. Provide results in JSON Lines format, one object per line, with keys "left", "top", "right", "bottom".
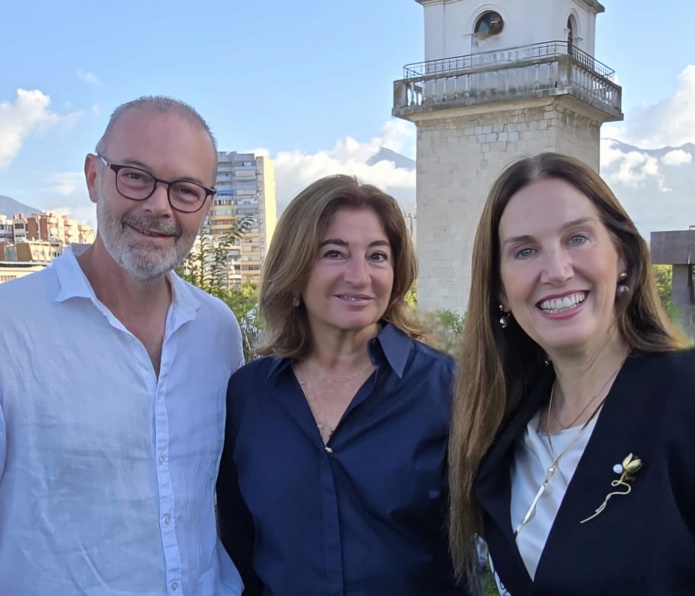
{"left": 0, "top": 245, "right": 244, "bottom": 595}
{"left": 509, "top": 411, "right": 597, "bottom": 580}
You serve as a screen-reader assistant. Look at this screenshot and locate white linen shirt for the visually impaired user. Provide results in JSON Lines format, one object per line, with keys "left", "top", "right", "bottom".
{"left": 0, "top": 245, "right": 244, "bottom": 595}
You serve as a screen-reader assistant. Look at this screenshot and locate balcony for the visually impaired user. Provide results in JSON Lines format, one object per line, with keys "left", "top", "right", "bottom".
{"left": 393, "top": 41, "right": 622, "bottom": 122}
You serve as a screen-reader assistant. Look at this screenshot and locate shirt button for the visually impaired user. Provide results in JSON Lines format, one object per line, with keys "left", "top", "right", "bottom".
{"left": 171, "top": 581, "right": 178, "bottom": 590}
{"left": 164, "top": 515, "right": 171, "bottom": 525}
{"left": 159, "top": 455, "right": 165, "bottom": 465}
{"left": 325, "top": 446, "right": 333, "bottom": 454}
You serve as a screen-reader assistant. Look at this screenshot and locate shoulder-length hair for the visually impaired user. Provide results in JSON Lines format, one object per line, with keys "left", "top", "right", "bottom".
{"left": 257, "top": 174, "right": 422, "bottom": 359}
{"left": 448, "top": 152, "right": 687, "bottom": 579}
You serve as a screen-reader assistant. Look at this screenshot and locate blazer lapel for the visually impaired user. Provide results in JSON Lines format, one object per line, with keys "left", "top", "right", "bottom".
{"left": 533, "top": 353, "right": 651, "bottom": 583}
{"left": 476, "top": 371, "right": 554, "bottom": 594}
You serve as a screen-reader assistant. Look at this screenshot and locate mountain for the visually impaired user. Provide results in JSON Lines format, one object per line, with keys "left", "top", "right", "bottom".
{"left": 600, "top": 140, "right": 695, "bottom": 235}
{"left": 0, "top": 195, "right": 41, "bottom": 218}
{"left": 367, "top": 147, "right": 416, "bottom": 170}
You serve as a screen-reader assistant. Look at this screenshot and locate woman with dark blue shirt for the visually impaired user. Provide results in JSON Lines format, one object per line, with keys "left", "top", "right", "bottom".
{"left": 217, "top": 175, "right": 471, "bottom": 596}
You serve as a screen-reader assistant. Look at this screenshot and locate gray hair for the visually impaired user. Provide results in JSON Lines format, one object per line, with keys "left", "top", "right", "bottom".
{"left": 95, "top": 95, "right": 217, "bottom": 155}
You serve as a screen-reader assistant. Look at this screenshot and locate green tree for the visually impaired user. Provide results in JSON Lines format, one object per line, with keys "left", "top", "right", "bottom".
{"left": 178, "top": 216, "right": 254, "bottom": 297}
{"left": 653, "top": 264, "right": 675, "bottom": 320}
{"left": 219, "top": 281, "right": 263, "bottom": 363}
{"left": 405, "top": 279, "right": 417, "bottom": 307}
{"left": 178, "top": 216, "right": 262, "bottom": 361}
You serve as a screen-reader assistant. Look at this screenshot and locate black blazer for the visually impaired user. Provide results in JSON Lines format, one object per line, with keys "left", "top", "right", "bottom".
{"left": 476, "top": 349, "right": 695, "bottom": 595}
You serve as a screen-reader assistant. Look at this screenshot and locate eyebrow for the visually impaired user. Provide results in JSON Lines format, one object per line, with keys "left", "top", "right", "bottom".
{"left": 119, "top": 158, "right": 208, "bottom": 186}
{"left": 502, "top": 217, "right": 595, "bottom": 245}
{"left": 319, "top": 239, "right": 391, "bottom": 248}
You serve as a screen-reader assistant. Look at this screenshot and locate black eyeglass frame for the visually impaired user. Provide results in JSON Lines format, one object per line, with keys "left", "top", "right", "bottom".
{"left": 96, "top": 153, "right": 216, "bottom": 213}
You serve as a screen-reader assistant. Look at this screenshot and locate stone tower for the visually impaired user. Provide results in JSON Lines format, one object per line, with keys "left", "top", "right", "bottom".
{"left": 393, "top": 0, "right": 623, "bottom": 312}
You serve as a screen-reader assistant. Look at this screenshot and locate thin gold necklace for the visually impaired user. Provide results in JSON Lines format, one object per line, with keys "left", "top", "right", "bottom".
{"left": 304, "top": 361, "right": 375, "bottom": 384}
{"left": 296, "top": 361, "right": 374, "bottom": 444}
{"left": 548, "top": 360, "right": 624, "bottom": 434}
{"left": 515, "top": 391, "right": 606, "bottom": 539}
{"left": 515, "top": 356, "right": 628, "bottom": 538}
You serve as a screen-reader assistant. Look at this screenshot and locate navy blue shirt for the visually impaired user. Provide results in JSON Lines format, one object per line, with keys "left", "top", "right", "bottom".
{"left": 217, "top": 324, "right": 471, "bottom": 596}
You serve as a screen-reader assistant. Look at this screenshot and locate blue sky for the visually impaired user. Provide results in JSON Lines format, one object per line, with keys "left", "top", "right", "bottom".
{"left": 1, "top": 0, "right": 694, "bottom": 228}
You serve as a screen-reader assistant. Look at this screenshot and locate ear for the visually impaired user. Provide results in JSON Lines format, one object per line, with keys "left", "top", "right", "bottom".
{"left": 84, "top": 154, "right": 100, "bottom": 205}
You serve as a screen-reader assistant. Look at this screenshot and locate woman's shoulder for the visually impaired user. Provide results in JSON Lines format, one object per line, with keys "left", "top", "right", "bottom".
{"left": 410, "top": 337, "right": 456, "bottom": 371}
{"left": 628, "top": 348, "right": 695, "bottom": 414}
{"left": 229, "top": 355, "right": 287, "bottom": 388}
{"left": 631, "top": 348, "right": 695, "bottom": 379}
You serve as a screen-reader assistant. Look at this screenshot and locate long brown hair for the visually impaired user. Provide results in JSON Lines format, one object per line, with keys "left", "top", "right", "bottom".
{"left": 448, "top": 152, "right": 686, "bottom": 579}
{"left": 257, "top": 174, "right": 422, "bottom": 359}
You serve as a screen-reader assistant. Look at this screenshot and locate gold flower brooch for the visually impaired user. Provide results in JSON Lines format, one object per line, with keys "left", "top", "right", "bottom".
{"left": 581, "top": 453, "right": 643, "bottom": 524}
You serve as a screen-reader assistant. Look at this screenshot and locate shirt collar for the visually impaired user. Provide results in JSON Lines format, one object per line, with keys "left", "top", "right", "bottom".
{"left": 53, "top": 244, "right": 99, "bottom": 303}
{"left": 265, "top": 322, "right": 412, "bottom": 382}
{"left": 53, "top": 244, "right": 201, "bottom": 319}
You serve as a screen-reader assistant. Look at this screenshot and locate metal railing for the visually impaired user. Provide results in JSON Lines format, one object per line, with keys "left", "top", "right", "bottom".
{"left": 394, "top": 40, "right": 622, "bottom": 119}
{"left": 402, "top": 41, "right": 615, "bottom": 81}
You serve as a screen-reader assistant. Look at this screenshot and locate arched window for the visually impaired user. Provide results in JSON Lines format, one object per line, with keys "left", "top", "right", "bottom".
{"left": 567, "top": 14, "right": 578, "bottom": 56}
{"left": 474, "top": 11, "right": 504, "bottom": 40}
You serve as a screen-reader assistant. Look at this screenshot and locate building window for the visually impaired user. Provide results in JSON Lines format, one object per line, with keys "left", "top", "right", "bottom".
{"left": 474, "top": 11, "right": 504, "bottom": 39}
{"left": 567, "top": 14, "right": 578, "bottom": 56}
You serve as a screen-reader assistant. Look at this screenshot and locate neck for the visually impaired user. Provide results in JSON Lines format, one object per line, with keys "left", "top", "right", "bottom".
{"left": 547, "top": 331, "right": 630, "bottom": 427}
{"left": 306, "top": 324, "right": 379, "bottom": 373}
{"left": 77, "top": 239, "right": 171, "bottom": 319}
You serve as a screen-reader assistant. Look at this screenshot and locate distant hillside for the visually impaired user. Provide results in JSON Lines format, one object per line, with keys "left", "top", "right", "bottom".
{"left": 367, "top": 147, "right": 416, "bottom": 170}
{"left": 0, "top": 194, "right": 41, "bottom": 218}
{"left": 600, "top": 140, "right": 695, "bottom": 234}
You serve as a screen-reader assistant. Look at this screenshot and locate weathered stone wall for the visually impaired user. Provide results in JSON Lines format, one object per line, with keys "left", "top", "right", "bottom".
{"left": 415, "top": 98, "right": 601, "bottom": 313}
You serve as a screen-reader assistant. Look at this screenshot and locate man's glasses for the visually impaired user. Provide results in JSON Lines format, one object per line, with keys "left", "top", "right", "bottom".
{"left": 96, "top": 153, "right": 216, "bottom": 214}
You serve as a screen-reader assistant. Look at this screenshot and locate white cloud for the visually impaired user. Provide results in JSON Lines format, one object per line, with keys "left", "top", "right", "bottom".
{"left": 41, "top": 172, "right": 96, "bottom": 228}
{"left": 270, "top": 120, "right": 416, "bottom": 212}
{"left": 0, "top": 89, "right": 77, "bottom": 170}
{"left": 603, "top": 146, "right": 668, "bottom": 192}
{"left": 661, "top": 149, "right": 692, "bottom": 166}
{"left": 618, "top": 64, "right": 695, "bottom": 148}
{"left": 77, "top": 70, "right": 102, "bottom": 87}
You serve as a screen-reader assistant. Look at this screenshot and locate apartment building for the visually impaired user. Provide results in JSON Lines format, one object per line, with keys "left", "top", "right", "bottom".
{"left": 26, "top": 212, "right": 95, "bottom": 245}
{"left": 207, "top": 152, "right": 277, "bottom": 287}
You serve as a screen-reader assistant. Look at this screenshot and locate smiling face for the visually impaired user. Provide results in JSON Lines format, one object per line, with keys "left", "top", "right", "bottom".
{"left": 498, "top": 177, "right": 626, "bottom": 356}
{"left": 302, "top": 208, "right": 394, "bottom": 338}
{"left": 85, "top": 108, "right": 216, "bottom": 281}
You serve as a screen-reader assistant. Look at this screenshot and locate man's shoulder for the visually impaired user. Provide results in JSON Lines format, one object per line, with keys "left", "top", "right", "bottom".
{"left": 178, "top": 280, "right": 239, "bottom": 325}
{"left": 0, "top": 268, "right": 56, "bottom": 315}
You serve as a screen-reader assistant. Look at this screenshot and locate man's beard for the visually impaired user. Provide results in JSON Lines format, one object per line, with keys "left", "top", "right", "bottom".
{"left": 96, "top": 197, "right": 196, "bottom": 282}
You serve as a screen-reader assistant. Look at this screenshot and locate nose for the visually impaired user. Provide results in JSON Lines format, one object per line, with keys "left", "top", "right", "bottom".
{"left": 344, "top": 256, "right": 370, "bottom": 286}
{"left": 143, "top": 182, "right": 174, "bottom": 216}
{"left": 540, "top": 246, "right": 573, "bottom": 285}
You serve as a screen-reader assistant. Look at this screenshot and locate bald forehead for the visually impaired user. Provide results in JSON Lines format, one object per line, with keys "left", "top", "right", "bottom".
{"left": 102, "top": 107, "right": 218, "bottom": 183}
{"left": 103, "top": 106, "right": 213, "bottom": 150}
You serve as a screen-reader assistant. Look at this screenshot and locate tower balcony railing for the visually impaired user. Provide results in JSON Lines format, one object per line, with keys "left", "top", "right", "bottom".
{"left": 393, "top": 40, "right": 622, "bottom": 121}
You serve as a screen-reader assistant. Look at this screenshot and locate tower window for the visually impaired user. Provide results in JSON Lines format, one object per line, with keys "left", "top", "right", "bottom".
{"left": 474, "top": 11, "right": 504, "bottom": 39}
{"left": 567, "top": 14, "right": 578, "bottom": 56}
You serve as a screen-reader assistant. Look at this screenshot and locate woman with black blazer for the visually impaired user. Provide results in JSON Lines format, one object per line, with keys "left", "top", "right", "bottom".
{"left": 448, "top": 152, "right": 695, "bottom": 595}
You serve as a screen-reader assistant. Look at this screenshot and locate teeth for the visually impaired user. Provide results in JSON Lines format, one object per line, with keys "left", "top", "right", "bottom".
{"left": 539, "top": 292, "right": 587, "bottom": 313}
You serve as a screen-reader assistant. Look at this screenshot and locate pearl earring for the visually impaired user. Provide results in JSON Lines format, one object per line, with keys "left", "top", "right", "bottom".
{"left": 498, "top": 304, "right": 511, "bottom": 328}
{"left": 617, "top": 272, "right": 630, "bottom": 297}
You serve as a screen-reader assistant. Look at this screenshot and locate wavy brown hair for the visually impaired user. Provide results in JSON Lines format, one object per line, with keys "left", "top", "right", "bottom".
{"left": 448, "top": 152, "right": 687, "bottom": 579}
{"left": 257, "top": 174, "right": 422, "bottom": 358}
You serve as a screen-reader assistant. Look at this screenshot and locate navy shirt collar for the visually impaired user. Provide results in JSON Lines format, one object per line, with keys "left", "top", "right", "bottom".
{"left": 265, "top": 323, "right": 412, "bottom": 383}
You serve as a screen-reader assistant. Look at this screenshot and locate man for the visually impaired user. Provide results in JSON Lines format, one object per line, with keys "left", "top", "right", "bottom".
{"left": 0, "top": 97, "right": 244, "bottom": 595}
